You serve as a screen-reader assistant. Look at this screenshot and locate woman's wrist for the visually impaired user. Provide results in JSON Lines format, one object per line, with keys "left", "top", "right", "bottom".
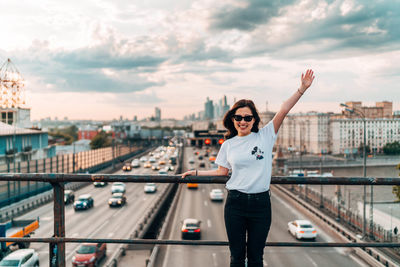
{"left": 298, "top": 86, "right": 306, "bottom": 95}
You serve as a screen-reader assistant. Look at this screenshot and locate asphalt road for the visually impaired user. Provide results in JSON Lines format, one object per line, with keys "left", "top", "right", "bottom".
{"left": 158, "top": 146, "right": 368, "bottom": 267}
{"left": 17, "top": 149, "right": 169, "bottom": 267}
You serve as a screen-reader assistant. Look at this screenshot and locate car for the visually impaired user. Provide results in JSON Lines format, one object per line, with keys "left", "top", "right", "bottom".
{"left": 199, "top": 162, "right": 206, "bottom": 168}
{"left": 122, "top": 162, "right": 132, "bottom": 172}
{"left": 149, "top": 157, "right": 156, "bottom": 163}
{"left": 74, "top": 194, "right": 94, "bottom": 211}
{"left": 139, "top": 156, "right": 148, "bottom": 162}
{"left": 72, "top": 243, "right": 106, "bottom": 267}
{"left": 287, "top": 220, "right": 317, "bottom": 240}
{"left": 93, "top": 181, "right": 108, "bottom": 187}
{"left": 181, "top": 218, "right": 201, "bottom": 240}
{"left": 111, "top": 182, "right": 126, "bottom": 194}
{"left": 152, "top": 165, "right": 160, "bottom": 171}
{"left": 158, "top": 169, "right": 168, "bottom": 175}
{"left": 0, "top": 248, "right": 39, "bottom": 267}
{"left": 188, "top": 158, "right": 195, "bottom": 164}
{"left": 131, "top": 159, "right": 140, "bottom": 168}
{"left": 108, "top": 193, "right": 127, "bottom": 207}
{"left": 167, "top": 165, "right": 175, "bottom": 171}
{"left": 64, "top": 190, "right": 75, "bottom": 204}
{"left": 144, "top": 162, "right": 152, "bottom": 168}
{"left": 187, "top": 183, "right": 198, "bottom": 189}
{"left": 159, "top": 160, "right": 166, "bottom": 165}
{"left": 209, "top": 156, "right": 216, "bottom": 162}
{"left": 209, "top": 189, "right": 224, "bottom": 201}
{"left": 198, "top": 155, "right": 203, "bottom": 160}
{"left": 144, "top": 183, "right": 157, "bottom": 193}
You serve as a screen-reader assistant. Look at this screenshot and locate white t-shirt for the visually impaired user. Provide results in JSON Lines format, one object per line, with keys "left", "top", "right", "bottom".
{"left": 215, "top": 121, "right": 278, "bottom": 194}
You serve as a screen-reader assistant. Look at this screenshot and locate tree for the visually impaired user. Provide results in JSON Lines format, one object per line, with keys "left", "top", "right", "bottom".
{"left": 392, "top": 163, "right": 400, "bottom": 201}
{"left": 90, "top": 131, "right": 111, "bottom": 149}
{"left": 383, "top": 141, "right": 400, "bottom": 155}
{"left": 358, "top": 143, "right": 371, "bottom": 155}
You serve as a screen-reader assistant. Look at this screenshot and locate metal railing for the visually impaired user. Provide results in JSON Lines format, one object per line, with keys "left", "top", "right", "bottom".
{"left": 1, "top": 173, "right": 400, "bottom": 267}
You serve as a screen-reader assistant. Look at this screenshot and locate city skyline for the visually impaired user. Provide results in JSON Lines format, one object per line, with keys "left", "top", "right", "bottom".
{"left": 0, "top": 1, "right": 399, "bottom": 120}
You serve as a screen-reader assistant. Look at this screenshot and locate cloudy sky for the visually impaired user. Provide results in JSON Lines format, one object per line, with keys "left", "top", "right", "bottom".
{"left": 0, "top": 0, "right": 399, "bottom": 120}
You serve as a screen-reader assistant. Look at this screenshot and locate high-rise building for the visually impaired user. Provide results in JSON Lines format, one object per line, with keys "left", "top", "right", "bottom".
{"left": 204, "top": 97, "right": 214, "bottom": 120}
{"left": 222, "top": 95, "right": 230, "bottom": 116}
{"left": 155, "top": 107, "right": 161, "bottom": 121}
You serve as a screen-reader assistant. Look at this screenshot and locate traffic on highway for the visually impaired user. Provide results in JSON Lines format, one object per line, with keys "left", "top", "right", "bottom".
{"left": 157, "top": 146, "right": 368, "bottom": 267}
{"left": 3, "top": 143, "right": 370, "bottom": 267}
{"left": 12, "top": 145, "right": 178, "bottom": 267}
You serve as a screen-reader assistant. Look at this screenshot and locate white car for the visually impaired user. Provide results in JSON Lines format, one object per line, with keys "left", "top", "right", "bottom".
{"left": 144, "top": 183, "right": 157, "bottom": 193}
{"left": 209, "top": 189, "right": 224, "bottom": 201}
{"left": 149, "top": 157, "right": 156, "bottom": 163}
{"left": 287, "top": 220, "right": 317, "bottom": 240}
{"left": 111, "top": 182, "right": 126, "bottom": 193}
{"left": 131, "top": 159, "right": 140, "bottom": 168}
{"left": 0, "top": 248, "right": 39, "bottom": 267}
{"left": 139, "top": 156, "right": 148, "bottom": 162}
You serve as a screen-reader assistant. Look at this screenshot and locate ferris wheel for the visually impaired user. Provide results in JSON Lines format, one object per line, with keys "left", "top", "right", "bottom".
{"left": 0, "top": 58, "right": 26, "bottom": 109}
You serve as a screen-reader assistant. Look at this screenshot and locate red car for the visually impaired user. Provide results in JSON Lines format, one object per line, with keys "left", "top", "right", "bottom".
{"left": 72, "top": 243, "right": 106, "bottom": 267}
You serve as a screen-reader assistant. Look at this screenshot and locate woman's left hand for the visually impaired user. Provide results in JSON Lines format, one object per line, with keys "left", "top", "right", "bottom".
{"left": 300, "top": 69, "right": 315, "bottom": 93}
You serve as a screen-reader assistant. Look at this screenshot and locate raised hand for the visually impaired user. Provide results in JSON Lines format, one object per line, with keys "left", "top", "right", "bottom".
{"left": 300, "top": 69, "right": 315, "bottom": 93}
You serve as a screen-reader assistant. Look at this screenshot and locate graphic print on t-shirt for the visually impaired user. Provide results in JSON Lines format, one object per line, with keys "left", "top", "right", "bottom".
{"left": 251, "top": 146, "right": 264, "bottom": 160}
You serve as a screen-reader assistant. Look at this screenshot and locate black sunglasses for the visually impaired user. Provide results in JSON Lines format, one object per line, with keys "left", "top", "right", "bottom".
{"left": 233, "top": 115, "right": 254, "bottom": 122}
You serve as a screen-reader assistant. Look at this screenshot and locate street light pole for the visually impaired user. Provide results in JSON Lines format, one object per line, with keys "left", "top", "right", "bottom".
{"left": 340, "top": 103, "right": 369, "bottom": 238}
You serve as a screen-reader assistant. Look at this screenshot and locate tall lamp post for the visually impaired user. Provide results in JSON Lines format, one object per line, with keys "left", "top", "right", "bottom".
{"left": 340, "top": 103, "right": 370, "bottom": 238}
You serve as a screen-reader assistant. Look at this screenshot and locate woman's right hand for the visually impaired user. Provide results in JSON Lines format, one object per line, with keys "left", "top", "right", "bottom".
{"left": 180, "top": 170, "right": 195, "bottom": 179}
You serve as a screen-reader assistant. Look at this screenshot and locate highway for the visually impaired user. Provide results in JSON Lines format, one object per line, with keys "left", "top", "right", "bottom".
{"left": 158, "top": 146, "right": 368, "bottom": 267}
{"left": 17, "top": 148, "right": 170, "bottom": 267}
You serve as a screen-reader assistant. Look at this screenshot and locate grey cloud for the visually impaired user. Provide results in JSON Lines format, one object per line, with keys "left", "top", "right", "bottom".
{"left": 210, "top": 0, "right": 296, "bottom": 31}
{"left": 12, "top": 38, "right": 166, "bottom": 94}
{"left": 53, "top": 47, "right": 166, "bottom": 71}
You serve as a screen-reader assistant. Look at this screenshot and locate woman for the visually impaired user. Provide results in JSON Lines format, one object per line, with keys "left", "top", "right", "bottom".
{"left": 181, "top": 69, "right": 315, "bottom": 267}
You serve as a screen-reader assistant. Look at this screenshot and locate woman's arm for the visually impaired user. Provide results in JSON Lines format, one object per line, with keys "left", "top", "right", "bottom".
{"left": 180, "top": 165, "right": 229, "bottom": 178}
{"left": 272, "top": 69, "right": 315, "bottom": 134}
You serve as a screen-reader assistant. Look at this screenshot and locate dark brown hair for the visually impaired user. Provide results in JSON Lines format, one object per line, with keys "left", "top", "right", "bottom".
{"left": 222, "top": 99, "right": 260, "bottom": 139}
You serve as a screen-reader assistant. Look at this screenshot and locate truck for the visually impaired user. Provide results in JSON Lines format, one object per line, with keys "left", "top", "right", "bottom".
{"left": 0, "top": 218, "right": 39, "bottom": 259}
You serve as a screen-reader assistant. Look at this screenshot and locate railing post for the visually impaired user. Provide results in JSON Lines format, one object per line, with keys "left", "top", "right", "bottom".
{"left": 50, "top": 182, "right": 65, "bottom": 267}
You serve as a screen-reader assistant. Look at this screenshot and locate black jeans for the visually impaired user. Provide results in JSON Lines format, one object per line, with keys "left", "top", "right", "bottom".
{"left": 224, "top": 189, "right": 272, "bottom": 267}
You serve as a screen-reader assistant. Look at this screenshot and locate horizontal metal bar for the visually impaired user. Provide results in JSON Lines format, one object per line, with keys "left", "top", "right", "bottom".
{"left": 0, "top": 173, "right": 400, "bottom": 185}
{"left": 2, "top": 237, "right": 400, "bottom": 247}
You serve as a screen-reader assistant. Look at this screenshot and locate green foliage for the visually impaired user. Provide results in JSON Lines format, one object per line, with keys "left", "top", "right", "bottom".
{"left": 48, "top": 125, "right": 78, "bottom": 145}
{"left": 90, "top": 131, "right": 111, "bottom": 149}
{"left": 383, "top": 141, "right": 400, "bottom": 155}
{"left": 393, "top": 186, "right": 400, "bottom": 202}
{"left": 357, "top": 143, "right": 371, "bottom": 155}
{"left": 393, "top": 164, "right": 400, "bottom": 201}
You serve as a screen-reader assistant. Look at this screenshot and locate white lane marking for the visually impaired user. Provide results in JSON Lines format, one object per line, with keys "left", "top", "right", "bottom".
{"left": 204, "top": 201, "right": 208, "bottom": 207}
{"left": 212, "top": 253, "right": 217, "bottom": 267}
{"left": 71, "top": 233, "right": 79, "bottom": 237}
{"left": 305, "top": 253, "right": 318, "bottom": 267}
{"left": 143, "top": 197, "right": 147, "bottom": 201}
{"left": 40, "top": 216, "right": 52, "bottom": 221}
{"left": 263, "top": 259, "right": 268, "bottom": 266}
{"left": 207, "top": 219, "right": 212, "bottom": 228}
{"left": 108, "top": 232, "right": 114, "bottom": 238}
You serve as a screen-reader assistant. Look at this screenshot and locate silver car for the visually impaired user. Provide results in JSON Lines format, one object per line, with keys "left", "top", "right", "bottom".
{"left": 0, "top": 249, "right": 39, "bottom": 267}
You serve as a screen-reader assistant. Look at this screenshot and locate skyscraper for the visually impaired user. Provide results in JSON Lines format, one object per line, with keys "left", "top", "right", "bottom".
{"left": 204, "top": 97, "right": 214, "bottom": 120}
{"left": 155, "top": 107, "right": 161, "bottom": 121}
